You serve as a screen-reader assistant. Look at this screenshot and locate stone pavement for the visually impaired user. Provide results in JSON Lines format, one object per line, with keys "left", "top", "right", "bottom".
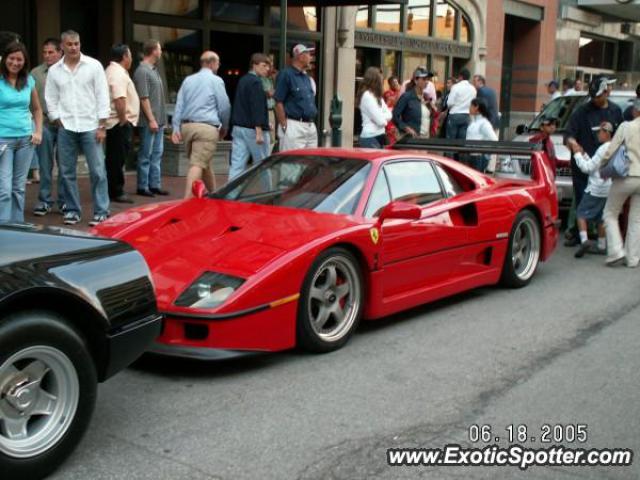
{"left": 23, "top": 172, "right": 229, "bottom": 231}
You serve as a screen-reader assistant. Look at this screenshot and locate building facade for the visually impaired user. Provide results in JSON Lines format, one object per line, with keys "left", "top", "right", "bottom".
{"left": 2, "top": 0, "right": 638, "bottom": 149}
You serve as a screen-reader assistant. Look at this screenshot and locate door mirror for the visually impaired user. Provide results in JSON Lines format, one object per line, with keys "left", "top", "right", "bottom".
{"left": 377, "top": 201, "right": 421, "bottom": 224}
{"left": 515, "top": 124, "right": 528, "bottom": 135}
{"left": 191, "top": 180, "right": 207, "bottom": 199}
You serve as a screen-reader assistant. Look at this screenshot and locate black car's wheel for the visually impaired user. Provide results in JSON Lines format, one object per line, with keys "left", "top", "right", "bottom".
{"left": 297, "top": 248, "right": 364, "bottom": 353}
{"left": 0, "top": 311, "right": 97, "bottom": 480}
{"left": 501, "top": 210, "right": 541, "bottom": 288}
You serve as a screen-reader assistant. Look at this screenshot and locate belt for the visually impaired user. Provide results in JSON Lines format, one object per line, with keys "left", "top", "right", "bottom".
{"left": 182, "top": 120, "right": 221, "bottom": 128}
{"left": 288, "top": 117, "right": 315, "bottom": 124}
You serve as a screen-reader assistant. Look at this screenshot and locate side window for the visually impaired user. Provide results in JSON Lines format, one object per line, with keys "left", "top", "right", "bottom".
{"left": 364, "top": 170, "right": 391, "bottom": 218}
{"left": 384, "top": 161, "right": 444, "bottom": 205}
{"left": 433, "top": 163, "right": 464, "bottom": 197}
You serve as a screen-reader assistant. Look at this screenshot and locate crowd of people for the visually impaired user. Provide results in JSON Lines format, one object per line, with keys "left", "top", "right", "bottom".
{"left": 0, "top": 30, "right": 320, "bottom": 225}
{"left": 357, "top": 66, "right": 500, "bottom": 171}
{"left": 1, "top": 29, "right": 638, "bottom": 265}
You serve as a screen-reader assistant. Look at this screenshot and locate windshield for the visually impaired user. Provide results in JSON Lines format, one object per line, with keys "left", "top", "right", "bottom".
{"left": 213, "top": 155, "right": 371, "bottom": 215}
{"left": 529, "top": 94, "right": 633, "bottom": 131}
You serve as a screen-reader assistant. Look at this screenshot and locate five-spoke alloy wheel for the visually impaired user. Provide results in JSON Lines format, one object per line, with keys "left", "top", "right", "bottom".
{"left": 0, "top": 311, "right": 97, "bottom": 479}
{"left": 297, "top": 248, "right": 364, "bottom": 352}
{"left": 501, "top": 210, "right": 541, "bottom": 288}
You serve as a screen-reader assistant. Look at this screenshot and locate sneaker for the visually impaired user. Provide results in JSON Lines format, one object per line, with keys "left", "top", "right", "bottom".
{"left": 33, "top": 203, "right": 52, "bottom": 216}
{"left": 574, "top": 241, "right": 591, "bottom": 258}
{"left": 606, "top": 256, "right": 626, "bottom": 267}
{"left": 150, "top": 187, "right": 170, "bottom": 196}
{"left": 63, "top": 212, "right": 81, "bottom": 225}
{"left": 88, "top": 214, "right": 108, "bottom": 227}
{"left": 57, "top": 203, "right": 67, "bottom": 214}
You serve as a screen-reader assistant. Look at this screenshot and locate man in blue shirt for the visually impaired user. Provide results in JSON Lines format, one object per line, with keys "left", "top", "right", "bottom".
{"left": 228, "top": 53, "right": 271, "bottom": 180}
{"left": 274, "top": 44, "right": 318, "bottom": 151}
{"left": 171, "top": 51, "right": 230, "bottom": 198}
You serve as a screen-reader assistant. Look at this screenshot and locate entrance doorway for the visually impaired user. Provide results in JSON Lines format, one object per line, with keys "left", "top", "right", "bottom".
{"left": 210, "top": 31, "right": 263, "bottom": 105}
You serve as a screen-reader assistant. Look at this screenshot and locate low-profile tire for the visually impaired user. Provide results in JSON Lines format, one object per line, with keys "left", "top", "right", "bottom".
{"left": 500, "top": 210, "right": 541, "bottom": 288}
{"left": 0, "top": 311, "right": 97, "bottom": 480}
{"left": 297, "top": 247, "right": 364, "bottom": 353}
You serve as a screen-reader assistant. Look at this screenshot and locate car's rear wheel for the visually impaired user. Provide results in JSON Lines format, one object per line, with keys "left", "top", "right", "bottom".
{"left": 501, "top": 210, "right": 541, "bottom": 288}
{"left": 0, "top": 312, "right": 97, "bottom": 479}
{"left": 297, "top": 248, "right": 363, "bottom": 353}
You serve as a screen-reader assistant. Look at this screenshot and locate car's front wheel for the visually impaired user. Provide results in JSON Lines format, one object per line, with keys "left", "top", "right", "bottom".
{"left": 0, "top": 311, "right": 97, "bottom": 480}
{"left": 501, "top": 210, "right": 541, "bottom": 288}
{"left": 297, "top": 248, "right": 364, "bottom": 353}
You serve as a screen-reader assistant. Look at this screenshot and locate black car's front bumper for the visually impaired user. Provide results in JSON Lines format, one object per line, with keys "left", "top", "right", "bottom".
{"left": 103, "top": 313, "right": 163, "bottom": 379}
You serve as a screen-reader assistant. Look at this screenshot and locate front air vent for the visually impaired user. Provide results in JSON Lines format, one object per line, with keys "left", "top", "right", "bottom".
{"left": 184, "top": 322, "right": 209, "bottom": 340}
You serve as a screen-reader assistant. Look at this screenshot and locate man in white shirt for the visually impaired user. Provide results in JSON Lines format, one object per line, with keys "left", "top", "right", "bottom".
{"left": 45, "top": 30, "right": 110, "bottom": 226}
{"left": 546, "top": 80, "right": 561, "bottom": 103}
{"left": 446, "top": 68, "right": 476, "bottom": 141}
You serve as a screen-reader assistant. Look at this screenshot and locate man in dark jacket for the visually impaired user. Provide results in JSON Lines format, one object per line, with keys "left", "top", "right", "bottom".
{"left": 564, "top": 75, "right": 622, "bottom": 245}
{"left": 229, "top": 53, "right": 271, "bottom": 180}
{"left": 473, "top": 75, "right": 499, "bottom": 130}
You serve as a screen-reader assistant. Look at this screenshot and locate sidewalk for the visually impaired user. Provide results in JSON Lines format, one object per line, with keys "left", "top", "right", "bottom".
{"left": 24, "top": 172, "right": 228, "bottom": 231}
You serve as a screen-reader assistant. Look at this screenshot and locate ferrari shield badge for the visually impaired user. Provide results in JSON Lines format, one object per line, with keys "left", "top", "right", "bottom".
{"left": 369, "top": 227, "right": 380, "bottom": 245}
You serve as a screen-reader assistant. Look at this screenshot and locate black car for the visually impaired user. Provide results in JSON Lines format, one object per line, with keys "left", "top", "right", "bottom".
{"left": 0, "top": 224, "right": 161, "bottom": 479}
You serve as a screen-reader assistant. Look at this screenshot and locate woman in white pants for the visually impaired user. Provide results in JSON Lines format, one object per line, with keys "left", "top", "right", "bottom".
{"left": 598, "top": 100, "right": 640, "bottom": 267}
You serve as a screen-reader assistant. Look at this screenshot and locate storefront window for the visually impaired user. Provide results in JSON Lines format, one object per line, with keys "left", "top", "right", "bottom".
{"left": 435, "top": 1, "right": 455, "bottom": 40}
{"left": 460, "top": 15, "right": 470, "bottom": 43}
{"left": 431, "top": 55, "right": 447, "bottom": 94}
{"left": 356, "top": 5, "right": 370, "bottom": 28}
{"left": 133, "top": 24, "right": 201, "bottom": 103}
{"left": 271, "top": 7, "right": 319, "bottom": 31}
{"left": 211, "top": 0, "right": 262, "bottom": 24}
{"left": 375, "top": 4, "right": 401, "bottom": 33}
{"left": 403, "top": 52, "right": 427, "bottom": 82}
{"left": 134, "top": 0, "right": 200, "bottom": 17}
{"left": 407, "top": 0, "right": 430, "bottom": 37}
{"left": 578, "top": 36, "right": 616, "bottom": 70}
{"left": 383, "top": 50, "right": 399, "bottom": 84}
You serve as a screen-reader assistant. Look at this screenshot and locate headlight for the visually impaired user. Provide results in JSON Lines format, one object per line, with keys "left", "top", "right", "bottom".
{"left": 175, "top": 272, "right": 245, "bottom": 309}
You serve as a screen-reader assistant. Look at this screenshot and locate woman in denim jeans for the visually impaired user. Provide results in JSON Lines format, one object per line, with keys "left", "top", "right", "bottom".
{"left": 0, "top": 42, "right": 42, "bottom": 222}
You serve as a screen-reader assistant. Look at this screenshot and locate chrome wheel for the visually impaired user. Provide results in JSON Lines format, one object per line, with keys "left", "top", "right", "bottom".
{"left": 306, "top": 254, "right": 362, "bottom": 344}
{"left": 0, "top": 346, "right": 80, "bottom": 459}
{"left": 511, "top": 216, "right": 540, "bottom": 282}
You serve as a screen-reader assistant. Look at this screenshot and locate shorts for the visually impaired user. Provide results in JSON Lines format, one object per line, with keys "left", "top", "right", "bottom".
{"left": 181, "top": 122, "right": 219, "bottom": 169}
{"left": 577, "top": 192, "right": 607, "bottom": 222}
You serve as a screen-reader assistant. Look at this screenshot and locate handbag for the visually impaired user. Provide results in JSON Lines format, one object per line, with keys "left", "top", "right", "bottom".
{"left": 600, "top": 144, "right": 629, "bottom": 179}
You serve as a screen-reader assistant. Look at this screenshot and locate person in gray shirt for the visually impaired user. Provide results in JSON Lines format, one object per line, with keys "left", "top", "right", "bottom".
{"left": 133, "top": 39, "right": 168, "bottom": 197}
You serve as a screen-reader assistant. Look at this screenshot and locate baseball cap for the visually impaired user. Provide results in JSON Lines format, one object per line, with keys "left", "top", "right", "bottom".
{"left": 589, "top": 75, "right": 616, "bottom": 98}
{"left": 414, "top": 67, "right": 430, "bottom": 79}
{"left": 540, "top": 115, "right": 557, "bottom": 125}
{"left": 591, "top": 121, "right": 614, "bottom": 133}
{"left": 547, "top": 80, "right": 559, "bottom": 88}
{"left": 292, "top": 44, "right": 315, "bottom": 57}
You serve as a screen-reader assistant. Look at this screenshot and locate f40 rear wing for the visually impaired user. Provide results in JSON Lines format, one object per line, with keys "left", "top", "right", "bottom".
{"left": 391, "top": 137, "right": 543, "bottom": 156}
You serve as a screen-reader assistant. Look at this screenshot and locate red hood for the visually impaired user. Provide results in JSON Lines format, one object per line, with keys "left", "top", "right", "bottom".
{"left": 93, "top": 199, "right": 364, "bottom": 304}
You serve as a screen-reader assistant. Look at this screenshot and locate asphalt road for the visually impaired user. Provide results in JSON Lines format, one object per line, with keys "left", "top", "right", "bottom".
{"left": 51, "top": 244, "right": 640, "bottom": 480}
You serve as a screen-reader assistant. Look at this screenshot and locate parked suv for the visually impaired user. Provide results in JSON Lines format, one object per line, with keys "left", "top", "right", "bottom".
{"left": 501, "top": 91, "right": 635, "bottom": 208}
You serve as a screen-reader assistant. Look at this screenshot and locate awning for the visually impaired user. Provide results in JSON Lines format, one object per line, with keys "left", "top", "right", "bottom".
{"left": 577, "top": 0, "right": 640, "bottom": 22}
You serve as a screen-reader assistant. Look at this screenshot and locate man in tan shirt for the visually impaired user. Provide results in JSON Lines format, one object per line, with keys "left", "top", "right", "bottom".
{"left": 105, "top": 44, "right": 140, "bottom": 203}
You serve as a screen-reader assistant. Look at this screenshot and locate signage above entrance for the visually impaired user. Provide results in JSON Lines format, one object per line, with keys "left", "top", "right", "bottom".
{"left": 355, "top": 31, "right": 472, "bottom": 58}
